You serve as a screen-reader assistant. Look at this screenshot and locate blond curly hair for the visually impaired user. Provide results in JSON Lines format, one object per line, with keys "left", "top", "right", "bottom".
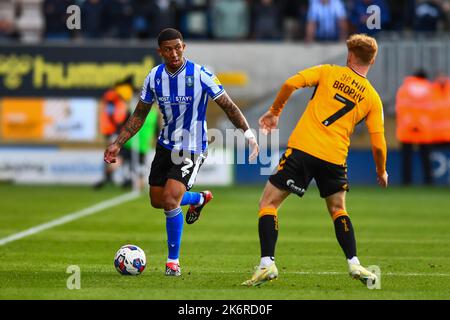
{"left": 346, "top": 34, "right": 378, "bottom": 65}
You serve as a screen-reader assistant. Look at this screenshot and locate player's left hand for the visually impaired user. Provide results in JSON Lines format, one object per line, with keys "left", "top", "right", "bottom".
{"left": 377, "top": 171, "right": 388, "bottom": 188}
{"left": 248, "top": 138, "right": 259, "bottom": 161}
{"left": 104, "top": 143, "right": 121, "bottom": 164}
{"left": 259, "top": 111, "right": 279, "bottom": 135}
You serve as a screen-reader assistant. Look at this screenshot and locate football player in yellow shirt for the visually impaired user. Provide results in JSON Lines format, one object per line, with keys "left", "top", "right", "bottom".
{"left": 242, "top": 34, "right": 388, "bottom": 287}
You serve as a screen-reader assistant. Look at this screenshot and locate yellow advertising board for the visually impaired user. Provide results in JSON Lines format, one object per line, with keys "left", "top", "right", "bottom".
{"left": 1, "top": 98, "right": 45, "bottom": 140}
{"left": 1, "top": 98, "right": 98, "bottom": 141}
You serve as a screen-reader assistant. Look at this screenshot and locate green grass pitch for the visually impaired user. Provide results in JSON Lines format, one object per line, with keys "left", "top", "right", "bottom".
{"left": 0, "top": 183, "right": 449, "bottom": 300}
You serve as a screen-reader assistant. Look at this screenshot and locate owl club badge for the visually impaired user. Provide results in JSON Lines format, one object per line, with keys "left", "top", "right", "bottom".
{"left": 186, "top": 76, "right": 194, "bottom": 87}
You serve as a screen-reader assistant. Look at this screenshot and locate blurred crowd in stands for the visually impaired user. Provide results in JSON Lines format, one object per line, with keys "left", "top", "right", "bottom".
{"left": 0, "top": 0, "right": 449, "bottom": 42}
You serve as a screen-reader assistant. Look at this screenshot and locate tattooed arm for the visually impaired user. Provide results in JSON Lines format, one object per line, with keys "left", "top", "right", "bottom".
{"left": 215, "top": 92, "right": 250, "bottom": 132}
{"left": 215, "top": 92, "right": 259, "bottom": 160}
{"left": 104, "top": 100, "right": 152, "bottom": 164}
{"left": 115, "top": 100, "right": 152, "bottom": 147}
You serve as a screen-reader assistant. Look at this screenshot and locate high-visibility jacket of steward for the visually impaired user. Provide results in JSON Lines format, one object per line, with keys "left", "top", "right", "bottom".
{"left": 431, "top": 78, "right": 450, "bottom": 143}
{"left": 395, "top": 76, "right": 435, "bottom": 144}
{"left": 99, "top": 89, "right": 128, "bottom": 136}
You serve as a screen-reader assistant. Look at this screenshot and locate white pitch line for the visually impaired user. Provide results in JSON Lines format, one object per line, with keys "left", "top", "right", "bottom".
{"left": 0, "top": 191, "right": 140, "bottom": 246}
{"left": 214, "top": 271, "right": 450, "bottom": 277}
{"left": 289, "top": 271, "right": 450, "bottom": 277}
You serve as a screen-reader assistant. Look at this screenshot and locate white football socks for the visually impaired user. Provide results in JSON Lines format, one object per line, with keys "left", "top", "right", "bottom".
{"left": 260, "top": 256, "right": 275, "bottom": 268}
{"left": 347, "top": 256, "right": 360, "bottom": 266}
{"left": 167, "top": 258, "right": 179, "bottom": 265}
{"left": 196, "top": 194, "right": 205, "bottom": 207}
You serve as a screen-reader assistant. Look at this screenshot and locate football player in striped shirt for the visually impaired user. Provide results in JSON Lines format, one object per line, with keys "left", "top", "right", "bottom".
{"left": 242, "top": 34, "right": 388, "bottom": 287}
{"left": 104, "top": 28, "right": 259, "bottom": 276}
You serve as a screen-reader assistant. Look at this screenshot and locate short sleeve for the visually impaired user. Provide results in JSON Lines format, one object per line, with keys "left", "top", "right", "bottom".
{"left": 297, "top": 64, "right": 326, "bottom": 87}
{"left": 334, "top": 0, "right": 347, "bottom": 19}
{"left": 200, "top": 66, "right": 225, "bottom": 100}
{"left": 307, "top": 2, "right": 318, "bottom": 22}
{"left": 140, "top": 72, "right": 154, "bottom": 104}
{"left": 365, "top": 93, "right": 385, "bottom": 134}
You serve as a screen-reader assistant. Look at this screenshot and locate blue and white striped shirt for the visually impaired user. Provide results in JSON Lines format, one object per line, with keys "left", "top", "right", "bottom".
{"left": 140, "top": 59, "right": 225, "bottom": 154}
{"left": 307, "top": 0, "right": 346, "bottom": 41}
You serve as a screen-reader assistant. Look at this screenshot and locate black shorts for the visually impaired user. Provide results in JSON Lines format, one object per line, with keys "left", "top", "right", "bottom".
{"left": 269, "top": 148, "right": 349, "bottom": 198}
{"left": 148, "top": 143, "right": 206, "bottom": 191}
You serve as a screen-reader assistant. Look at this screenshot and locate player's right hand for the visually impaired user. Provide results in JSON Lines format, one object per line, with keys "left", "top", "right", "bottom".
{"left": 377, "top": 171, "right": 388, "bottom": 188}
{"left": 104, "top": 143, "right": 121, "bottom": 164}
{"left": 259, "top": 111, "right": 279, "bottom": 135}
{"left": 248, "top": 138, "right": 259, "bottom": 161}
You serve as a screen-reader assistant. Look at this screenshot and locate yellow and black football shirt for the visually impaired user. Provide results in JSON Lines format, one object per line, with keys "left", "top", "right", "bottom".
{"left": 271, "top": 64, "right": 385, "bottom": 165}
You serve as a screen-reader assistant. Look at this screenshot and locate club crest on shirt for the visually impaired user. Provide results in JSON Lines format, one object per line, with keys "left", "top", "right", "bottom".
{"left": 186, "top": 76, "right": 194, "bottom": 87}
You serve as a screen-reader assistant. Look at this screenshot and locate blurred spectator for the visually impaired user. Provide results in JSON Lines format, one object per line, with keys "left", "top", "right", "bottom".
{"left": 251, "top": 0, "right": 282, "bottom": 40}
{"left": 305, "top": 0, "right": 348, "bottom": 42}
{"left": 147, "top": 0, "right": 179, "bottom": 38}
{"left": 396, "top": 70, "right": 435, "bottom": 185}
{"left": 432, "top": 74, "right": 450, "bottom": 143}
{"left": 348, "top": 0, "right": 390, "bottom": 36}
{"left": 132, "top": 0, "right": 154, "bottom": 38}
{"left": 121, "top": 107, "right": 160, "bottom": 190}
{"left": 443, "top": 0, "right": 450, "bottom": 30}
{"left": 210, "top": 0, "right": 249, "bottom": 39}
{"left": 413, "top": 0, "right": 447, "bottom": 32}
{"left": 108, "top": 0, "right": 135, "bottom": 39}
{"left": 178, "top": 0, "right": 210, "bottom": 39}
{"left": 133, "top": 0, "right": 179, "bottom": 39}
{"left": 43, "top": 0, "right": 72, "bottom": 40}
{"left": 0, "top": 0, "right": 18, "bottom": 40}
{"left": 280, "top": 0, "right": 309, "bottom": 40}
{"left": 384, "top": 0, "right": 415, "bottom": 31}
{"left": 95, "top": 77, "right": 134, "bottom": 189}
{"left": 80, "top": 0, "right": 109, "bottom": 39}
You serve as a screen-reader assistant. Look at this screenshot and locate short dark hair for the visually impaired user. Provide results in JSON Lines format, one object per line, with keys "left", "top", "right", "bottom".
{"left": 158, "top": 28, "right": 183, "bottom": 46}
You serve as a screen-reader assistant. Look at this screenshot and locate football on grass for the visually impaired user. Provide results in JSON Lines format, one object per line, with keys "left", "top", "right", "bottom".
{"left": 114, "top": 245, "right": 146, "bottom": 275}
